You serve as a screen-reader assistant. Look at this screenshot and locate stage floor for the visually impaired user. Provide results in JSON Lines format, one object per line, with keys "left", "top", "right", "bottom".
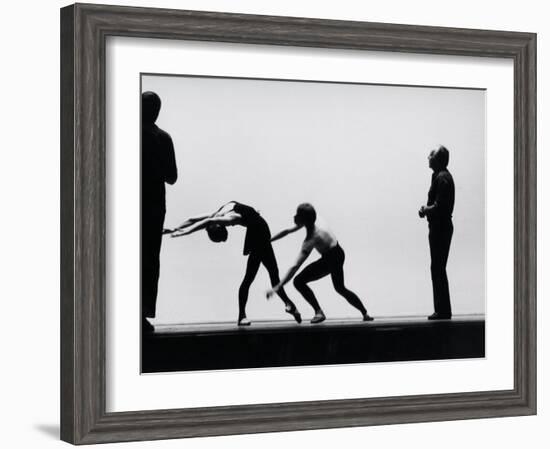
{"left": 142, "top": 314, "right": 485, "bottom": 373}
{"left": 152, "top": 314, "right": 483, "bottom": 335}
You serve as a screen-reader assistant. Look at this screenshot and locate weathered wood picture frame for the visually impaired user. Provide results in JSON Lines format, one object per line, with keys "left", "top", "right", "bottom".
{"left": 60, "top": 3, "right": 536, "bottom": 445}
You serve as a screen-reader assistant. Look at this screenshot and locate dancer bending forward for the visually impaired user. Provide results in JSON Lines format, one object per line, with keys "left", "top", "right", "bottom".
{"left": 267, "top": 203, "right": 373, "bottom": 324}
{"left": 170, "top": 201, "right": 302, "bottom": 326}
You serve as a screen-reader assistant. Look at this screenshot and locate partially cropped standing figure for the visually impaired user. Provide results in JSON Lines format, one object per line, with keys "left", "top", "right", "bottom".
{"left": 141, "top": 91, "right": 178, "bottom": 333}
{"left": 267, "top": 203, "right": 373, "bottom": 324}
{"left": 419, "top": 145, "right": 455, "bottom": 320}
{"left": 168, "top": 201, "right": 302, "bottom": 326}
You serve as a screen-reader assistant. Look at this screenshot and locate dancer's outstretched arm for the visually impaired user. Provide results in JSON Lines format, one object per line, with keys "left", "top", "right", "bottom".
{"left": 173, "top": 201, "right": 237, "bottom": 231}
{"left": 171, "top": 213, "right": 240, "bottom": 238}
{"left": 266, "top": 241, "right": 313, "bottom": 298}
{"left": 212, "top": 200, "right": 236, "bottom": 216}
{"left": 173, "top": 214, "right": 213, "bottom": 232}
{"left": 271, "top": 225, "right": 301, "bottom": 242}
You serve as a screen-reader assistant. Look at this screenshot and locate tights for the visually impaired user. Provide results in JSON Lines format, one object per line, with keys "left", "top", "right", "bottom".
{"left": 239, "top": 244, "right": 297, "bottom": 319}
{"left": 293, "top": 244, "right": 367, "bottom": 315}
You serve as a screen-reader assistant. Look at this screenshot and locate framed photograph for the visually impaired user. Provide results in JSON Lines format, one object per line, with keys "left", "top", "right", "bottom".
{"left": 60, "top": 3, "right": 536, "bottom": 444}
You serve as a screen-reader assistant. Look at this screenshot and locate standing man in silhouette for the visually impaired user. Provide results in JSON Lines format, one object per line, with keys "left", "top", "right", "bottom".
{"left": 142, "top": 91, "right": 178, "bottom": 333}
{"left": 419, "top": 145, "right": 455, "bottom": 320}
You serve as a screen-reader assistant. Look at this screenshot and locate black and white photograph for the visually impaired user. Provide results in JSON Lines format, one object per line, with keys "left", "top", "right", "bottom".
{"left": 2, "top": 0, "right": 542, "bottom": 446}
{"left": 141, "top": 74, "right": 486, "bottom": 373}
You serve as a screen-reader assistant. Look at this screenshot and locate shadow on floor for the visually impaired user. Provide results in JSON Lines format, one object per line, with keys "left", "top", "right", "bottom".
{"left": 34, "top": 424, "right": 59, "bottom": 440}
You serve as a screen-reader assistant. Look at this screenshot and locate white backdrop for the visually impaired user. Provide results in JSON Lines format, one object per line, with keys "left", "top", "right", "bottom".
{"left": 143, "top": 74, "right": 485, "bottom": 324}
{"left": 0, "top": 0, "right": 547, "bottom": 448}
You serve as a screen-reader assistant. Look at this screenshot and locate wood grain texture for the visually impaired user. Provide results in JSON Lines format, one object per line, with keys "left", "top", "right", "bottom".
{"left": 60, "top": 3, "right": 537, "bottom": 444}
{"left": 60, "top": 4, "right": 75, "bottom": 444}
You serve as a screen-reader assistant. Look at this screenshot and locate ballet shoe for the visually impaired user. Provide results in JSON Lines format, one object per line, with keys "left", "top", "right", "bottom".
{"left": 285, "top": 304, "right": 302, "bottom": 324}
{"left": 238, "top": 317, "right": 251, "bottom": 326}
{"left": 310, "top": 312, "right": 326, "bottom": 324}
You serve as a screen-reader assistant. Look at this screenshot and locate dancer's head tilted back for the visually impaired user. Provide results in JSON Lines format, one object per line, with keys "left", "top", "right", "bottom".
{"left": 206, "top": 223, "right": 228, "bottom": 242}
{"left": 142, "top": 91, "right": 162, "bottom": 125}
{"left": 428, "top": 145, "right": 450, "bottom": 172}
{"left": 294, "top": 203, "right": 317, "bottom": 228}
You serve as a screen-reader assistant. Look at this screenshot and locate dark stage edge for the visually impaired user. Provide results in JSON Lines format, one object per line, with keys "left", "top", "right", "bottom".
{"left": 142, "top": 315, "right": 485, "bottom": 373}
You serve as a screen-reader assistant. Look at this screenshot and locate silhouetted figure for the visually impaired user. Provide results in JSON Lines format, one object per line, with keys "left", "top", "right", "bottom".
{"left": 169, "top": 201, "right": 302, "bottom": 326}
{"left": 142, "top": 92, "right": 177, "bottom": 333}
{"left": 419, "top": 145, "right": 455, "bottom": 320}
{"left": 267, "top": 203, "right": 373, "bottom": 324}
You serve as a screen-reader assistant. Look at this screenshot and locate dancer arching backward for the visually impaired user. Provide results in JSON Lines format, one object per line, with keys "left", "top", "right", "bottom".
{"left": 169, "top": 201, "right": 302, "bottom": 326}
{"left": 266, "top": 203, "right": 373, "bottom": 324}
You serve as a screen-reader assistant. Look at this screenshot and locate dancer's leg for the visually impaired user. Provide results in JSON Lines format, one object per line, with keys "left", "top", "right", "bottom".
{"left": 330, "top": 247, "right": 372, "bottom": 320}
{"left": 293, "top": 258, "right": 331, "bottom": 321}
{"left": 261, "top": 246, "right": 301, "bottom": 323}
{"left": 261, "top": 246, "right": 294, "bottom": 306}
{"left": 238, "top": 253, "right": 261, "bottom": 324}
{"left": 330, "top": 264, "right": 371, "bottom": 319}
